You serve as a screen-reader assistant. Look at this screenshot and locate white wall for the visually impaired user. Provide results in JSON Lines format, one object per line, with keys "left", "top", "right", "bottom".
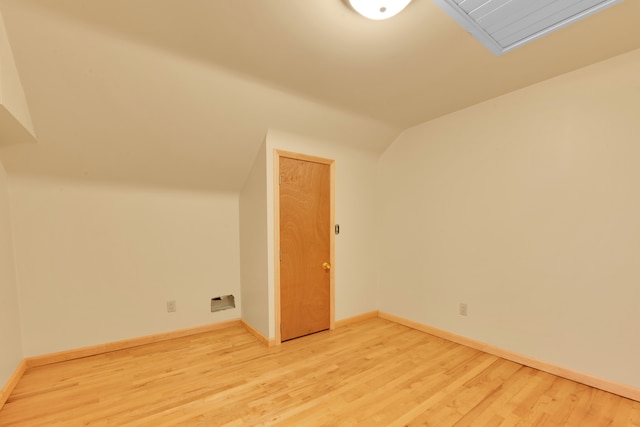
{"left": 0, "top": 160, "right": 22, "bottom": 386}
{"left": 239, "top": 140, "right": 270, "bottom": 337}
{"left": 378, "top": 49, "right": 640, "bottom": 388}
{"left": 10, "top": 176, "right": 241, "bottom": 357}
{"left": 264, "top": 129, "right": 380, "bottom": 337}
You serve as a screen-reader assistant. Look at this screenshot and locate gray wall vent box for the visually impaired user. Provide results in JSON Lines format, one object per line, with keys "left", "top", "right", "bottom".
{"left": 211, "top": 294, "right": 235, "bottom": 312}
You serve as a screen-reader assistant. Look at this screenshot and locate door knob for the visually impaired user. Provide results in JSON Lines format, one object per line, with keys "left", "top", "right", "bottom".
{"left": 322, "top": 262, "right": 331, "bottom": 270}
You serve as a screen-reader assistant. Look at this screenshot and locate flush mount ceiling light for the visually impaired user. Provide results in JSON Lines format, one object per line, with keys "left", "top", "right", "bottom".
{"left": 433, "top": 0, "right": 624, "bottom": 55}
{"left": 349, "top": 0, "right": 412, "bottom": 20}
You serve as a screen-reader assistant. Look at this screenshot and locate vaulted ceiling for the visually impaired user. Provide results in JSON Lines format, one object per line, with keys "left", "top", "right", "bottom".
{"left": 0, "top": 0, "right": 638, "bottom": 191}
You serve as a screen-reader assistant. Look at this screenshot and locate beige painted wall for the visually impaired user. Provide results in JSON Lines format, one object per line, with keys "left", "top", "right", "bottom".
{"left": 0, "top": 160, "right": 22, "bottom": 386}
{"left": 239, "top": 140, "right": 270, "bottom": 337}
{"left": 378, "top": 49, "right": 640, "bottom": 388}
{"left": 264, "top": 129, "right": 380, "bottom": 338}
{"left": 9, "top": 176, "right": 241, "bottom": 357}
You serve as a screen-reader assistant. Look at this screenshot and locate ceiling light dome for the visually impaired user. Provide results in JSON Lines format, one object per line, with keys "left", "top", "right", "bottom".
{"left": 349, "top": 0, "right": 412, "bottom": 20}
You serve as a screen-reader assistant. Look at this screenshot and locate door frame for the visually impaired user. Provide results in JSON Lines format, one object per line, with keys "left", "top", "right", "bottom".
{"left": 274, "top": 149, "right": 335, "bottom": 345}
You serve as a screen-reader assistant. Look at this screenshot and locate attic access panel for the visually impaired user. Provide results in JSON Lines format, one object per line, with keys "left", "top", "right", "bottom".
{"left": 432, "top": 0, "right": 623, "bottom": 55}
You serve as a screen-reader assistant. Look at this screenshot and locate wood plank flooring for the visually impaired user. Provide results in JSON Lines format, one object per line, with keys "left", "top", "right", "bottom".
{"left": 1, "top": 318, "right": 639, "bottom": 426}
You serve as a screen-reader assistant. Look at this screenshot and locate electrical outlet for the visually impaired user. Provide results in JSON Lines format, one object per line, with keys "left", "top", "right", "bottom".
{"left": 459, "top": 303, "right": 468, "bottom": 317}
{"left": 167, "top": 300, "right": 176, "bottom": 313}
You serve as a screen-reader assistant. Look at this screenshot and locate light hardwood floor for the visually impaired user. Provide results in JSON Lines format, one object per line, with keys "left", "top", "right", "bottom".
{"left": 1, "top": 318, "right": 638, "bottom": 426}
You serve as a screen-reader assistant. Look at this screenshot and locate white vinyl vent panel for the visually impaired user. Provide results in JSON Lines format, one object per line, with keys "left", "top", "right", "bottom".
{"left": 432, "top": 0, "right": 623, "bottom": 55}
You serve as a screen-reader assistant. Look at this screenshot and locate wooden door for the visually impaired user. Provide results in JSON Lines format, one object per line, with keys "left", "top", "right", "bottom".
{"left": 279, "top": 154, "right": 332, "bottom": 341}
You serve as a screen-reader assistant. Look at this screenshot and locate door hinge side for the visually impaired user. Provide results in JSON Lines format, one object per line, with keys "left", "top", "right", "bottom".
{"left": 279, "top": 250, "right": 282, "bottom": 261}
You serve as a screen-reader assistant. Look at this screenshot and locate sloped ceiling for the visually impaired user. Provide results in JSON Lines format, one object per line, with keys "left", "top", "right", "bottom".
{"left": 0, "top": 8, "right": 36, "bottom": 146}
{"left": 0, "top": 0, "right": 638, "bottom": 191}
